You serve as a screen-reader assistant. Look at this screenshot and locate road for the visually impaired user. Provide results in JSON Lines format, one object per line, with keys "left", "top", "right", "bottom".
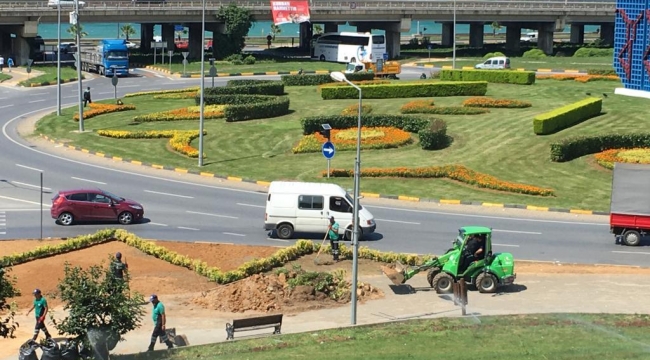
{"left": 0, "top": 66, "right": 647, "bottom": 266}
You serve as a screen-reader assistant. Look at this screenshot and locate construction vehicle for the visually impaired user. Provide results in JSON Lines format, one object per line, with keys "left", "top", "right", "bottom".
{"left": 610, "top": 162, "right": 650, "bottom": 246}
{"left": 344, "top": 60, "right": 400, "bottom": 79}
{"left": 382, "top": 226, "right": 516, "bottom": 294}
{"left": 78, "top": 39, "right": 129, "bottom": 77}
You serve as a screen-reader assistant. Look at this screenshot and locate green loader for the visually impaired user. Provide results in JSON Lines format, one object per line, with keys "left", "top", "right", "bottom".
{"left": 382, "top": 226, "right": 517, "bottom": 294}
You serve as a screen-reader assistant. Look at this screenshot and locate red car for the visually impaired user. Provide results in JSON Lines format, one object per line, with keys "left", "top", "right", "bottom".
{"left": 51, "top": 188, "right": 144, "bottom": 226}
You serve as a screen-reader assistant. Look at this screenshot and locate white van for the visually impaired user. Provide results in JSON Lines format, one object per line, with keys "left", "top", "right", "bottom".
{"left": 48, "top": 0, "right": 86, "bottom": 8}
{"left": 474, "top": 56, "right": 511, "bottom": 70}
{"left": 264, "top": 181, "right": 376, "bottom": 240}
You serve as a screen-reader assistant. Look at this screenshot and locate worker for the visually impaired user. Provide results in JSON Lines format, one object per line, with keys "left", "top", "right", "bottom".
{"left": 327, "top": 216, "right": 340, "bottom": 261}
{"left": 83, "top": 87, "right": 92, "bottom": 107}
{"left": 147, "top": 295, "right": 174, "bottom": 352}
{"left": 111, "top": 252, "right": 129, "bottom": 281}
{"left": 460, "top": 235, "right": 485, "bottom": 273}
{"left": 25, "top": 289, "right": 52, "bottom": 341}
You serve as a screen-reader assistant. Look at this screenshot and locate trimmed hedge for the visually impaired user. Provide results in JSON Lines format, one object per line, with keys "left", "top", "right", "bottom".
{"left": 440, "top": 69, "right": 536, "bottom": 85}
{"left": 418, "top": 119, "right": 448, "bottom": 150}
{"left": 199, "top": 94, "right": 290, "bottom": 122}
{"left": 533, "top": 97, "right": 602, "bottom": 135}
{"left": 281, "top": 73, "right": 375, "bottom": 86}
{"left": 204, "top": 81, "right": 284, "bottom": 96}
{"left": 321, "top": 81, "right": 488, "bottom": 100}
{"left": 550, "top": 133, "right": 650, "bottom": 162}
{"left": 301, "top": 114, "right": 430, "bottom": 135}
{"left": 226, "top": 79, "right": 275, "bottom": 87}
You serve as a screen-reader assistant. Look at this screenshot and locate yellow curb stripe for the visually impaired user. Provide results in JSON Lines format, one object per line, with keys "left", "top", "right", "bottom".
{"left": 112, "top": 156, "right": 122, "bottom": 161}
{"left": 526, "top": 205, "right": 549, "bottom": 211}
{"left": 440, "top": 199, "right": 461, "bottom": 204}
{"left": 441, "top": 65, "right": 453, "bottom": 69}
{"left": 256, "top": 181, "right": 271, "bottom": 186}
{"left": 360, "top": 192, "right": 380, "bottom": 198}
{"left": 81, "top": 149, "right": 90, "bottom": 153}
{"left": 482, "top": 202, "right": 504, "bottom": 207}
{"left": 266, "top": 71, "right": 279, "bottom": 75}
{"left": 537, "top": 68, "right": 553, "bottom": 72}
{"left": 461, "top": 66, "right": 474, "bottom": 70}
{"left": 200, "top": 172, "right": 214, "bottom": 177}
{"left": 398, "top": 195, "right": 419, "bottom": 202}
{"left": 564, "top": 69, "right": 581, "bottom": 73}
{"left": 217, "top": 73, "right": 230, "bottom": 77}
{"left": 151, "top": 164, "right": 164, "bottom": 169}
{"left": 174, "top": 168, "right": 189, "bottom": 174}
{"left": 423, "top": 64, "right": 435, "bottom": 68}
{"left": 570, "top": 209, "right": 593, "bottom": 215}
{"left": 516, "top": 68, "right": 525, "bottom": 71}
{"left": 95, "top": 152, "right": 105, "bottom": 157}
{"left": 131, "top": 160, "right": 142, "bottom": 165}
{"left": 240, "top": 72, "right": 255, "bottom": 76}
{"left": 67, "top": 145, "right": 76, "bottom": 150}
{"left": 227, "top": 176, "right": 242, "bottom": 182}
{"left": 315, "top": 70, "right": 330, "bottom": 74}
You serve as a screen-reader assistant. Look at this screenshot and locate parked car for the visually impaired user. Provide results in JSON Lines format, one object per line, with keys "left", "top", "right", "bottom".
{"left": 125, "top": 41, "right": 138, "bottom": 49}
{"left": 48, "top": 0, "right": 86, "bottom": 8}
{"left": 51, "top": 188, "right": 144, "bottom": 226}
{"left": 474, "top": 56, "right": 511, "bottom": 70}
{"left": 520, "top": 31, "right": 538, "bottom": 43}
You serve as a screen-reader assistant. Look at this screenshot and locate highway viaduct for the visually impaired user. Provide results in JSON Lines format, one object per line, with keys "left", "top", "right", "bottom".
{"left": 0, "top": 0, "right": 615, "bottom": 65}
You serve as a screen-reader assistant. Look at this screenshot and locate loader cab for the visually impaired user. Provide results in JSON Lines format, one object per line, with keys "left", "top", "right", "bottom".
{"left": 447, "top": 227, "right": 493, "bottom": 276}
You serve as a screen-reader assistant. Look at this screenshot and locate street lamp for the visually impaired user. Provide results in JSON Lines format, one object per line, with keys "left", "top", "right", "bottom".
{"left": 329, "top": 71, "right": 361, "bottom": 326}
{"left": 198, "top": 0, "right": 206, "bottom": 167}
{"left": 74, "top": 0, "right": 84, "bottom": 132}
{"left": 452, "top": 0, "right": 457, "bottom": 69}
{"left": 56, "top": 0, "right": 61, "bottom": 116}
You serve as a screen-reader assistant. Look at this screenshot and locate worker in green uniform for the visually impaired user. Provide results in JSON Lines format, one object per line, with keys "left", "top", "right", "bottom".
{"left": 25, "top": 289, "right": 52, "bottom": 341}
{"left": 328, "top": 216, "right": 340, "bottom": 261}
{"left": 111, "top": 252, "right": 129, "bottom": 280}
{"left": 147, "top": 294, "right": 174, "bottom": 352}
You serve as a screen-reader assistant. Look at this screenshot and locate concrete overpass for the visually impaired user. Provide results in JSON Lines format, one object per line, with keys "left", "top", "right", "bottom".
{"left": 0, "top": 0, "right": 616, "bottom": 64}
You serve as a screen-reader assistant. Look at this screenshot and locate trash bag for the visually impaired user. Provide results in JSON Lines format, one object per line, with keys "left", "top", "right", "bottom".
{"left": 41, "top": 338, "right": 62, "bottom": 360}
{"left": 60, "top": 339, "right": 80, "bottom": 360}
{"left": 19, "top": 339, "right": 40, "bottom": 360}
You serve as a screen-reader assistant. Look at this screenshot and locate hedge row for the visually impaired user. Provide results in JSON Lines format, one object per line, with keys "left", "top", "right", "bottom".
{"left": 199, "top": 94, "right": 290, "bottom": 122}
{"left": 320, "top": 81, "right": 488, "bottom": 100}
{"left": 301, "top": 114, "right": 430, "bottom": 135}
{"left": 550, "top": 133, "right": 650, "bottom": 162}
{"left": 440, "top": 69, "right": 536, "bottom": 85}
{"left": 418, "top": 119, "right": 448, "bottom": 150}
{"left": 533, "top": 97, "right": 602, "bottom": 135}
{"left": 281, "top": 73, "right": 375, "bottom": 86}
{"left": 205, "top": 80, "right": 284, "bottom": 96}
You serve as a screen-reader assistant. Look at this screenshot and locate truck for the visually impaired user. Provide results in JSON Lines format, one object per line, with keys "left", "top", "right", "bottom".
{"left": 610, "top": 162, "right": 650, "bottom": 246}
{"left": 78, "top": 39, "right": 130, "bottom": 77}
{"left": 344, "top": 60, "right": 400, "bottom": 79}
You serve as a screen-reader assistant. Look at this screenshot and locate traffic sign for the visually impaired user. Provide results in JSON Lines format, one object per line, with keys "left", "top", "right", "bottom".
{"left": 182, "top": 59, "right": 188, "bottom": 66}
{"left": 321, "top": 141, "right": 335, "bottom": 159}
{"left": 209, "top": 66, "right": 217, "bottom": 77}
{"left": 174, "top": 25, "right": 184, "bottom": 31}
{"left": 383, "top": 53, "right": 388, "bottom": 61}
{"left": 27, "top": 59, "right": 34, "bottom": 67}
{"left": 111, "top": 75, "right": 118, "bottom": 86}
{"left": 26, "top": 66, "right": 31, "bottom": 74}
{"left": 182, "top": 51, "right": 189, "bottom": 59}
{"left": 427, "top": 44, "right": 433, "bottom": 50}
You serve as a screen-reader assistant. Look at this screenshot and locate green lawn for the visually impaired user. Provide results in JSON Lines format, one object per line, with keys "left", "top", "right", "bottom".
{"left": 0, "top": 72, "right": 11, "bottom": 82}
{"left": 18, "top": 66, "right": 83, "bottom": 86}
{"left": 166, "top": 60, "right": 346, "bottom": 75}
{"left": 416, "top": 56, "right": 614, "bottom": 71}
{"left": 35, "top": 78, "right": 644, "bottom": 211}
{"left": 113, "top": 314, "right": 650, "bottom": 360}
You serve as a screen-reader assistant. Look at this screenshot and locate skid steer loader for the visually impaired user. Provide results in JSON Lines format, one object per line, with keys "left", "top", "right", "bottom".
{"left": 382, "top": 226, "right": 516, "bottom": 294}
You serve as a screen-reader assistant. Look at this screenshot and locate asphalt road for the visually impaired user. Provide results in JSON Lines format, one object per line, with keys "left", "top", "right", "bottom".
{"left": 0, "top": 66, "right": 647, "bottom": 266}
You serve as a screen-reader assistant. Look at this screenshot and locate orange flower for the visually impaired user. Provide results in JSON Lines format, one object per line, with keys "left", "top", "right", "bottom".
{"left": 594, "top": 148, "right": 650, "bottom": 169}
{"left": 462, "top": 97, "right": 531, "bottom": 108}
{"left": 536, "top": 74, "right": 620, "bottom": 83}
{"left": 73, "top": 103, "right": 136, "bottom": 121}
{"left": 341, "top": 104, "right": 373, "bottom": 116}
{"left": 292, "top": 126, "right": 412, "bottom": 153}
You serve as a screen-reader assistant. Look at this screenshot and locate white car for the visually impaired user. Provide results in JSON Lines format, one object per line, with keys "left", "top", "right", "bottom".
{"left": 48, "top": 0, "right": 86, "bottom": 8}
{"left": 475, "top": 56, "right": 511, "bottom": 70}
{"left": 125, "top": 41, "right": 138, "bottom": 49}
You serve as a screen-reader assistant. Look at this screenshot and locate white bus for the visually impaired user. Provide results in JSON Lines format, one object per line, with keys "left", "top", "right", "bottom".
{"left": 312, "top": 32, "right": 387, "bottom": 63}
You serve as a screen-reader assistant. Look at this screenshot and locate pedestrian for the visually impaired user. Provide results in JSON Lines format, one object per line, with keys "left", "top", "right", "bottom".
{"left": 25, "top": 289, "right": 52, "bottom": 341}
{"left": 83, "top": 86, "right": 92, "bottom": 107}
{"left": 327, "top": 216, "right": 340, "bottom": 261}
{"left": 0, "top": 55, "right": 4, "bottom": 73}
{"left": 7, "top": 57, "right": 13, "bottom": 72}
{"left": 147, "top": 294, "right": 174, "bottom": 352}
{"left": 111, "top": 252, "right": 129, "bottom": 281}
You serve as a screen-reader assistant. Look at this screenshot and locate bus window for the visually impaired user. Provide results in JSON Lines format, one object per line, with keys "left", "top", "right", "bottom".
{"left": 372, "top": 35, "right": 385, "bottom": 44}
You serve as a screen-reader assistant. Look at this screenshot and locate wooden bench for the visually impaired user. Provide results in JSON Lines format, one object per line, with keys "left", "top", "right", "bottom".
{"left": 225, "top": 314, "right": 283, "bottom": 340}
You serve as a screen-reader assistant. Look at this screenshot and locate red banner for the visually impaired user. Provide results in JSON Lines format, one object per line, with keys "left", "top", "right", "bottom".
{"left": 270, "top": 1, "right": 311, "bottom": 25}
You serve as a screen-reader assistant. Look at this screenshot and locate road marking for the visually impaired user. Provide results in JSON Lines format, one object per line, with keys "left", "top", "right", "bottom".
{"left": 0, "top": 195, "right": 52, "bottom": 207}
{"left": 375, "top": 218, "right": 421, "bottom": 225}
{"left": 32, "top": 93, "right": 48, "bottom": 96}
{"left": 71, "top": 176, "right": 106, "bottom": 185}
{"left": 16, "top": 164, "right": 43, "bottom": 172}
{"left": 493, "top": 243, "right": 520, "bottom": 247}
{"left": 144, "top": 190, "right": 193, "bottom": 199}
{"left": 29, "top": 99, "right": 47, "bottom": 103}
{"left": 612, "top": 251, "right": 650, "bottom": 255}
{"left": 267, "top": 238, "right": 290, "bottom": 242}
{"left": 98, "top": 91, "right": 114, "bottom": 95}
{"left": 178, "top": 226, "right": 200, "bottom": 231}
{"left": 186, "top": 210, "right": 238, "bottom": 219}
{"left": 236, "top": 203, "right": 265, "bottom": 208}
{"left": 493, "top": 229, "right": 542, "bottom": 235}
{"left": 148, "top": 222, "right": 168, "bottom": 227}
{"left": 119, "top": 85, "right": 140, "bottom": 88}
{"left": 0, "top": 209, "right": 47, "bottom": 212}
{"left": 223, "top": 232, "right": 246, "bottom": 237}
{"left": 64, "top": 95, "right": 78, "bottom": 98}
{"left": 11, "top": 181, "right": 52, "bottom": 191}
{"left": 0, "top": 104, "right": 13, "bottom": 109}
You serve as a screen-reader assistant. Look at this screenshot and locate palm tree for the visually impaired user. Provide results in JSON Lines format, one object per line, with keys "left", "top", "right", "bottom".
{"left": 67, "top": 24, "right": 88, "bottom": 39}
{"left": 270, "top": 24, "right": 281, "bottom": 41}
{"left": 120, "top": 24, "right": 136, "bottom": 41}
{"left": 490, "top": 22, "right": 502, "bottom": 37}
{"left": 313, "top": 24, "right": 323, "bottom": 35}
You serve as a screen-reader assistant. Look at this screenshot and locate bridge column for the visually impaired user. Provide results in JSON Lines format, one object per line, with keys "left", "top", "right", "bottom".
{"left": 140, "top": 23, "right": 154, "bottom": 53}
{"left": 441, "top": 22, "right": 454, "bottom": 47}
{"left": 299, "top": 22, "right": 312, "bottom": 50}
{"left": 599, "top": 23, "right": 614, "bottom": 46}
{"left": 162, "top": 23, "right": 175, "bottom": 53}
{"left": 385, "top": 22, "right": 400, "bottom": 60}
{"left": 324, "top": 22, "right": 338, "bottom": 33}
{"left": 570, "top": 24, "right": 584, "bottom": 44}
{"left": 188, "top": 23, "right": 203, "bottom": 60}
{"left": 537, "top": 22, "right": 554, "bottom": 55}
{"left": 469, "top": 23, "right": 484, "bottom": 48}
{"left": 356, "top": 23, "right": 372, "bottom": 33}
{"left": 505, "top": 24, "right": 521, "bottom": 52}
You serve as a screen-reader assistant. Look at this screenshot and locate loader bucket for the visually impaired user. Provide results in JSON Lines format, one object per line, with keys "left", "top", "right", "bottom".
{"left": 381, "top": 261, "right": 406, "bottom": 285}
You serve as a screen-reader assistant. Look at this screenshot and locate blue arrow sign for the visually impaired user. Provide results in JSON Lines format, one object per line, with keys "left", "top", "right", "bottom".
{"left": 322, "top": 141, "right": 335, "bottom": 159}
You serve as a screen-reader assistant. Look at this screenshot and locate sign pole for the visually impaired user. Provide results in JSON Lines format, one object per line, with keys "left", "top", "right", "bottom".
{"left": 327, "top": 159, "right": 330, "bottom": 178}
{"left": 40, "top": 171, "right": 43, "bottom": 241}
{"left": 168, "top": 50, "right": 173, "bottom": 73}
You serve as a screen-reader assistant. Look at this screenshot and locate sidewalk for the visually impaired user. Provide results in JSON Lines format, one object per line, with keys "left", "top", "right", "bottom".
{"left": 0, "top": 67, "right": 45, "bottom": 87}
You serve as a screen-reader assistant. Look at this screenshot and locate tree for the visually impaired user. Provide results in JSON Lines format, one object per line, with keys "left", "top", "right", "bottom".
{"left": 67, "top": 24, "right": 88, "bottom": 39}
{"left": 0, "top": 266, "right": 20, "bottom": 339}
{"left": 215, "top": 3, "right": 253, "bottom": 58}
{"left": 120, "top": 24, "right": 136, "bottom": 41}
{"left": 313, "top": 24, "right": 323, "bottom": 35}
{"left": 490, "top": 21, "right": 502, "bottom": 37}
{"left": 270, "top": 23, "right": 281, "bottom": 41}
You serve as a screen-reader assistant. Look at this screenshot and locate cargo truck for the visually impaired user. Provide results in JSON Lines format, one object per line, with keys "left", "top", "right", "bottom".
{"left": 78, "top": 39, "right": 129, "bottom": 76}
{"left": 344, "top": 60, "right": 400, "bottom": 79}
{"left": 610, "top": 162, "right": 650, "bottom": 246}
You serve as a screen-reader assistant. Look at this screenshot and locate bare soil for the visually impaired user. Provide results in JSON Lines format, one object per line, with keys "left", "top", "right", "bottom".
{"left": 151, "top": 241, "right": 280, "bottom": 271}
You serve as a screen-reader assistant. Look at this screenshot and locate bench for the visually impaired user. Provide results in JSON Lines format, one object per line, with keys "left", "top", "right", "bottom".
{"left": 225, "top": 314, "right": 283, "bottom": 340}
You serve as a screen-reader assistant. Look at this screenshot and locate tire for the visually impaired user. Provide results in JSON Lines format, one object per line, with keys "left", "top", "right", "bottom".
{"left": 344, "top": 225, "right": 362, "bottom": 241}
{"left": 350, "top": 57, "right": 356, "bottom": 63}
{"left": 475, "top": 272, "right": 498, "bottom": 293}
{"left": 118, "top": 211, "right": 134, "bottom": 225}
{"left": 431, "top": 272, "right": 454, "bottom": 294}
{"left": 58, "top": 212, "right": 74, "bottom": 226}
{"left": 622, "top": 230, "right": 642, "bottom": 246}
{"left": 426, "top": 267, "right": 441, "bottom": 287}
{"left": 319, "top": 55, "right": 326, "bottom": 61}
{"left": 276, "top": 223, "right": 294, "bottom": 239}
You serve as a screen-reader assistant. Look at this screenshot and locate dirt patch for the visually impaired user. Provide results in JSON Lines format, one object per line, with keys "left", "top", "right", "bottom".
{"left": 0, "top": 239, "right": 66, "bottom": 257}
{"left": 515, "top": 262, "right": 650, "bottom": 275}
{"left": 284, "top": 254, "right": 389, "bottom": 277}
{"left": 152, "top": 241, "right": 280, "bottom": 271}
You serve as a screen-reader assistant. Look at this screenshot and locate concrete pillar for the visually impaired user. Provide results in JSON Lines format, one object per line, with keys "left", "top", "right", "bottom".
{"left": 537, "top": 22, "right": 554, "bottom": 55}
{"left": 140, "top": 23, "right": 154, "bottom": 53}
{"left": 13, "top": 36, "right": 30, "bottom": 66}
{"left": 600, "top": 23, "right": 614, "bottom": 46}
{"left": 570, "top": 24, "right": 584, "bottom": 44}
{"left": 188, "top": 23, "right": 202, "bottom": 60}
{"left": 356, "top": 23, "right": 372, "bottom": 33}
{"left": 469, "top": 22, "right": 484, "bottom": 48}
{"left": 505, "top": 24, "right": 521, "bottom": 52}
{"left": 324, "top": 22, "right": 337, "bottom": 33}
{"left": 299, "top": 22, "right": 312, "bottom": 50}
{"left": 385, "top": 22, "right": 400, "bottom": 60}
{"left": 441, "top": 22, "right": 454, "bottom": 47}
{"left": 162, "top": 23, "right": 175, "bottom": 53}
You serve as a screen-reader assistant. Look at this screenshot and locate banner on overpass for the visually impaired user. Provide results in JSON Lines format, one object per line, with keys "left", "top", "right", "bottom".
{"left": 270, "top": 1, "right": 311, "bottom": 25}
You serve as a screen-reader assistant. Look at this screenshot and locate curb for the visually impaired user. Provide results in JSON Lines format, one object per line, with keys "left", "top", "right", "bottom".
{"left": 39, "top": 134, "right": 609, "bottom": 216}
{"left": 145, "top": 65, "right": 332, "bottom": 78}
{"left": 28, "top": 77, "right": 82, "bottom": 87}
{"left": 408, "top": 63, "right": 589, "bottom": 74}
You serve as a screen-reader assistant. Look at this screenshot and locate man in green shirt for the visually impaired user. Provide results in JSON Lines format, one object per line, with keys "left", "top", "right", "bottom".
{"left": 25, "top": 289, "right": 52, "bottom": 341}
{"left": 147, "top": 294, "right": 174, "bottom": 351}
{"left": 111, "top": 252, "right": 129, "bottom": 280}
{"left": 328, "top": 216, "right": 340, "bottom": 261}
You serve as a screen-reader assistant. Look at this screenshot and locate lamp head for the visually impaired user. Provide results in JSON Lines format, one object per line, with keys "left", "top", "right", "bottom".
{"left": 330, "top": 71, "right": 347, "bottom": 82}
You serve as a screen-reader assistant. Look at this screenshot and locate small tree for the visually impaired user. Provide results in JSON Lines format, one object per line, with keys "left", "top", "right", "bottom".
{"left": 67, "top": 24, "right": 88, "bottom": 39}
{"left": 215, "top": 3, "right": 253, "bottom": 58}
{"left": 120, "top": 24, "right": 136, "bottom": 41}
{"left": 313, "top": 24, "right": 323, "bottom": 35}
{"left": 490, "top": 21, "right": 502, "bottom": 37}
{"left": 0, "top": 265, "right": 20, "bottom": 339}
{"left": 270, "top": 23, "right": 281, "bottom": 41}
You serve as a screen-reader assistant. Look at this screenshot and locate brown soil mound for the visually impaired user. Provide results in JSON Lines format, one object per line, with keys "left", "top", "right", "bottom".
{"left": 152, "top": 241, "right": 279, "bottom": 271}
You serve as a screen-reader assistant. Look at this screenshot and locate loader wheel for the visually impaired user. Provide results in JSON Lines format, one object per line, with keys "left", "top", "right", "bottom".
{"left": 431, "top": 272, "right": 453, "bottom": 294}
{"left": 426, "top": 268, "right": 441, "bottom": 288}
{"left": 475, "top": 272, "right": 498, "bottom": 293}
{"left": 622, "top": 230, "right": 641, "bottom": 246}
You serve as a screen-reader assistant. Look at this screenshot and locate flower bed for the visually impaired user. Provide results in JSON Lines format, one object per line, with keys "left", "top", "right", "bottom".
{"left": 323, "top": 165, "right": 554, "bottom": 196}
{"left": 73, "top": 103, "right": 136, "bottom": 121}
{"left": 124, "top": 87, "right": 199, "bottom": 97}
{"left": 153, "top": 91, "right": 198, "bottom": 99}
{"left": 536, "top": 74, "right": 620, "bottom": 83}
{"left": 400, "top": 99, "right": 488, "bottom": 115}
{"left": 341, "top": 104, "right": 373, "bottom": 116}
{"left": 292, "top": 126, "right": 412, "bottom": 153}
{"left": 133, "top": 105, "right": 226, "bottom": 122}
{"left": 462, "top": 97, "right": 532, "bottom": 108}
{"left": 594, "top": 148, "right": 650, "bottom": 169}
{"left": 96, "top": 129, "right": 206, "bottom": 158}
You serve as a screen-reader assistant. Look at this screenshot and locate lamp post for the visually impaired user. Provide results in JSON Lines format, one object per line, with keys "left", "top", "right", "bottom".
{"left": 198, "top": 0, "right": 206, "bottom": 166}
{"left": 330, "top": 71, "right": 361, "bottom": 325}
{"left": 452, "top": 0, "right": 457, "bottom": 69}
{"left": 56, "top": 1, "right": 61, "bottom": 116}
{"left": 74, "top": 0, "right": 84, "bottom": 132}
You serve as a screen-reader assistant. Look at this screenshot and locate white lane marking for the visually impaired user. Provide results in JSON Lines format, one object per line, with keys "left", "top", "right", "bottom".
{"left": 178, "top": 226, "right": 200, "bottom": 231}
{"left": 364, "top": 205, "right": 609, "bottom": 226}
{"left": 11, "top": 181, "right": 52, "bottom": 190}
{"left": 0, "top": 104, "right": 13, "bottom": 109}
{"left": 29, "top": 99, "right": 47, "bottom": 103}
{"left": 0, "top": 232, "right": 5, "bottom": 235}
{"left": 493, "top": 243, "right": 520, "bottom": 247}
{"left": 223, "top": 232, "right": 246, "bottom": 237}
{"left": 71, "top": 176, "right": 106, "bottom": 185}
{"left": 32, "top": 93, "right": 48, "bottom": 96}
{"left": 267, "top": 238, "right": 290, "bottom": 242}
{"left": 186, "top": 210, "right": 238, "bottom": 219}
{"left": 119, "top": 85, "right": 140, "bottom": 88}
{"left": 144, "top": 190, "right": 193, "bottom": 199}
{"left": 16, "top": 164, "right": 43, "bottom": 172}
{"left": 493, "top": 229, "right": 542, "bottom": 235}
{"left": 612, "top": 251, "right": 650, "bottom": 255}
{"left": 98, "top": 91, "right": 114, "bottom": 95}
{"left": 237, "top": 203, "right": 265, "bottom": 208}
{"left": 64, "top": 95, "right": 78, "bottom": 98}
{"left": 0, "top": 97, "right": 8, "bottom": 100}
{"left": 148, "top": 222, "right": 168, "bottom": 227}
{"left": 375, "top": 218, "right": 420, "bottom": 225}
{"left": 0, "top": 195, "right": 52, "bottom": 207}
{"left": 0, "top": 209, "right": 47, "bottom": 212}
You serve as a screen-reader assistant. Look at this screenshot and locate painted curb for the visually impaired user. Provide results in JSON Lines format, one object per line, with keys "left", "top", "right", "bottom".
{"left": 28, "top": 77, "right": 83, "bottom": 87}
{"left": 145, "top": 65, "right": 332, "bottom": 77}
{"left": 408, "top": 63, "right": 590, "bottom": 74}
{"left": 39, "top": 134, "right": 609, "bottom": 216}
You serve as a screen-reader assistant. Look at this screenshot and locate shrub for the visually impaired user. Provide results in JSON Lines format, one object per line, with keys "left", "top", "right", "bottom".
{"left": 533, "top": 97, "right": 602, "bottom": 135}
{"left": 132, "top": 105, "right": 226, "bottom": 122}
{"left": 483, "top": 51, "right": 506, "bottom": 59}
{"left": 301, "top": 114, "right": 430, "bottom": 135}
{"left": 587, "top": 69, "right": 616, "bottom": 76}
{"left": 292, "top": 126, "right": 412, "bottom": 153}
{"left": 440, "top": 69, "right": 535, "bottom": 85}
{"left": 224, "top": 96, "right": 290, "bottom": 122}
{"left": 321, "top": 81, "right": 488, "bottom": 100}
{"left": 549, "top": 133, "right": 650, "bottom": 162}
{"left": 226, "top": 79, "right": 275, "bottom": 87}
{"left": 281, "top": 73, "right": 375, "bottom": 86}
{"left": 318, "top": 80, "right": 389, "bottom": 92}
{"left": 73, "top": 103, "right": 136, "bottom": 121}
{"left": 225, "top": 54, "right": 243, "bottom": 63}
{"left": 418, "top": 119, "right": 448, "bottom": 150}
{"left": 522, "top": 49, "right": 547, "bottom": 59}
{"left": 400, "top": 99, "right": 488, "bottom": 115}
{"left": 243, "top": 55, "right": 256, "bottom": 65}
{"left": 462, "top": 97, "right": 532, "bottom": 108}
{"left": 341, "top": 104, "right": 373, "bottom": 116}
{"left": 573, "top": 47, "right": 614, "bottom": 57}
{"left": 97, "top": 130, "right": 207, "bottom": 158}
{"left": 124, "top": 87, "right": 199, "bottom": 97}
{"left": 204, "top": 81, "right": 284, "bottom": 96}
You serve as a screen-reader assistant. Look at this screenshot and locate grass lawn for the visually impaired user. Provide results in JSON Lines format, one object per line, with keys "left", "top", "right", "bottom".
{"left": 167, "top": 59, "right": 347, "bottom": 74}
{"left": 35, "top": 78, "right": 644, "bottom": 211}
{"left": 417, "top": 56, "right": 614, "bottom": 71}
{"left": 18, "top": 66, "right": 83, "bottom": 86}
{"left": 0, "top": 72, "right": 10, "bottom": 82}
{"left": 113, "top": 314, "right": 650, "bottom": 360}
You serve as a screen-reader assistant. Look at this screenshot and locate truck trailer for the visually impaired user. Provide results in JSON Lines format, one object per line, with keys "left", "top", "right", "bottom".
{"left": 610, "top": 162, "right": 650, "bottom": 246}
{"left": 78, "top": 39, "right": 129, "bottom": 77}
